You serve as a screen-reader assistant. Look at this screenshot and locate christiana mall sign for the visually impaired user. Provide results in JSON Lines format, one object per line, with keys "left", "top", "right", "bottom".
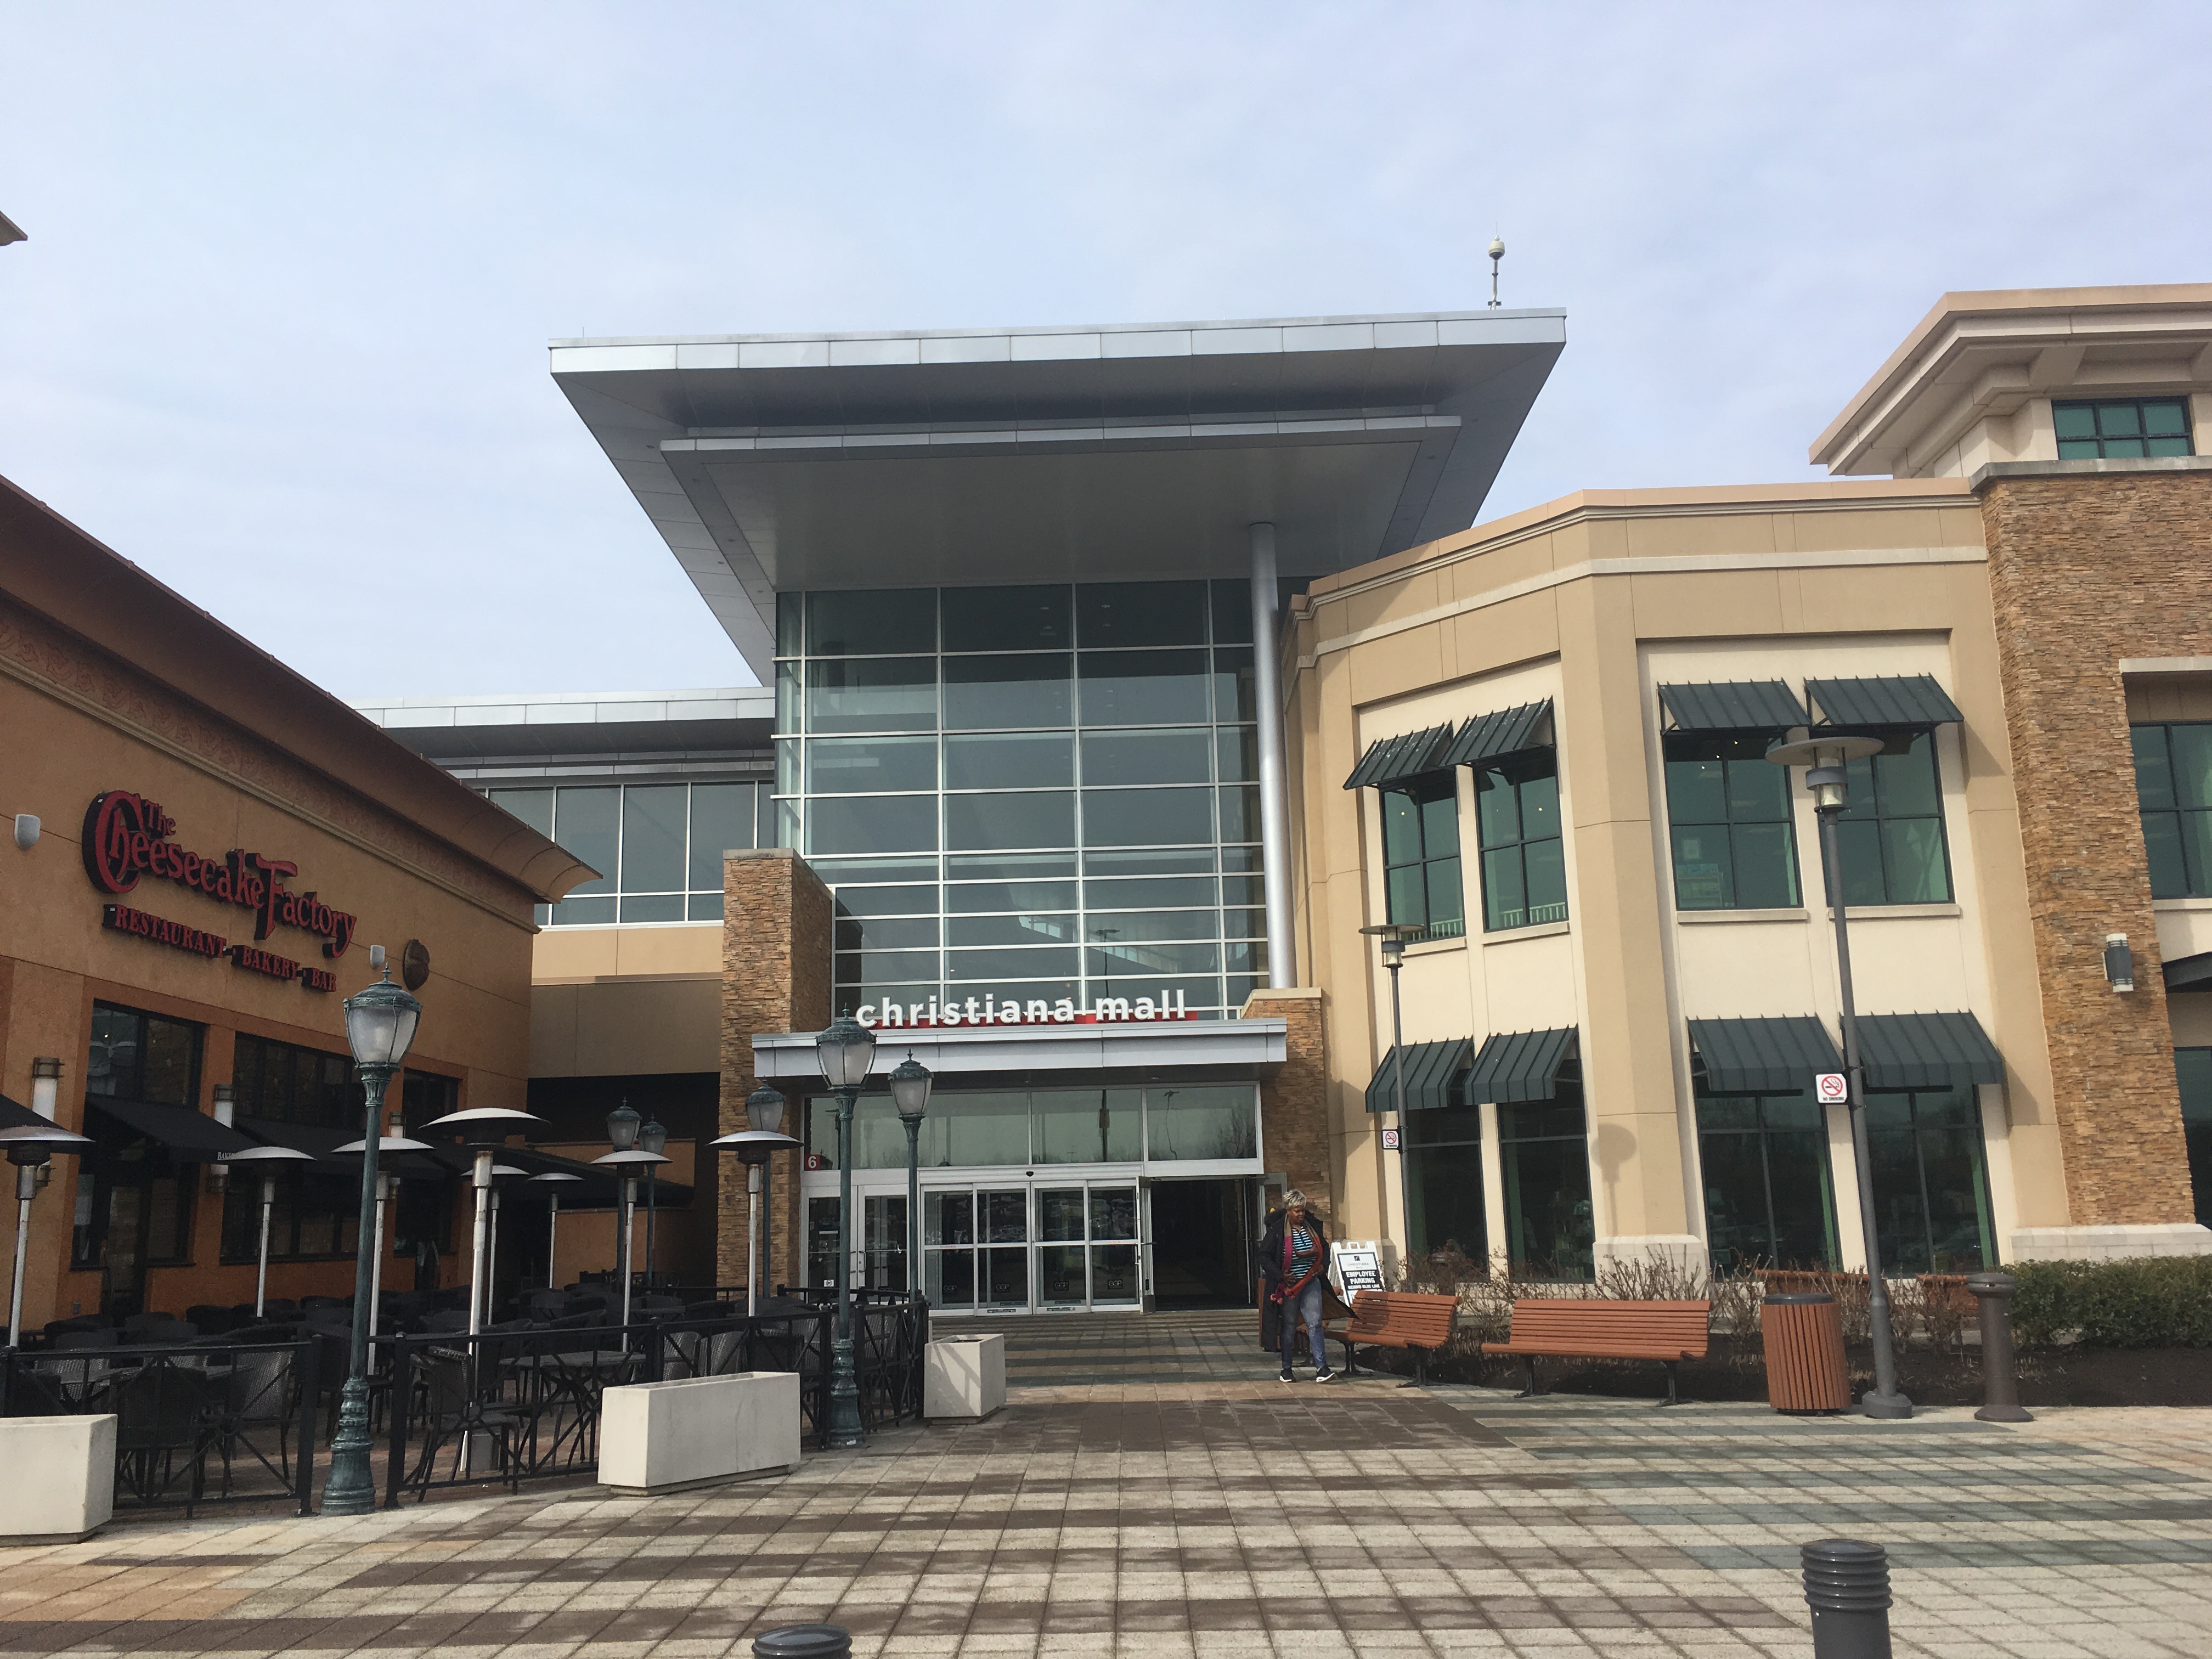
{"left": 857, "top": 989, "right": 1198, "bottom": 1028}
{"left": 82, "top": 790, "right": 358, "bottom": 992}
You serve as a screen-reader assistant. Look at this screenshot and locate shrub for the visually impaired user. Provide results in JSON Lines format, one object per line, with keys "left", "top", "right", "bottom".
{"left": 2009, "top": 1256, "right": 2212, "bottom": 1350}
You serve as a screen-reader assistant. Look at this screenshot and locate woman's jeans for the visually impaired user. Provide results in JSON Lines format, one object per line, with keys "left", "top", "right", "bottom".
{"left": 1279, "top": 1278, "right": 1327, "bottom": 1372}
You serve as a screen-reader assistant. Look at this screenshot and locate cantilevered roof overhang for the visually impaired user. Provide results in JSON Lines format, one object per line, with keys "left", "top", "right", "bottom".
{"left": 552, "top": 310, "right": 1566, "bottom": 676}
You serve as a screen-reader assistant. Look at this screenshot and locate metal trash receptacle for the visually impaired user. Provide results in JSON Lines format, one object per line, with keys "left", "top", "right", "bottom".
{"left": 1762, "top": 1292, "right": 1849, "bottom": 1414}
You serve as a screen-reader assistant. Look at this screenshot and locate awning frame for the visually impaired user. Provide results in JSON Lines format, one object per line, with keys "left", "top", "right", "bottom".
{"left": 1459, "top": 1028, "right": 1578, "bottom": 1105}
{"left": 1657, "top": 680, "right": 1810, "bottom": 734}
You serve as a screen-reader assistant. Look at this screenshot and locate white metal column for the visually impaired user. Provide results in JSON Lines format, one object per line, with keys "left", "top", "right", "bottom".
{"left": 1249, "top": 521, "right": 1296, "bottom": 989}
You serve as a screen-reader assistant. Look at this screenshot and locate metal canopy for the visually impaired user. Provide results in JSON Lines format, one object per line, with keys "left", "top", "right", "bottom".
{"left": 1343, "top": 724, "right": 1457, "bottom": 791}
{"left": 2164, "top": 950, "right": 2212, "bottom": 994}
{"left": 84, "top": 1098, "right": 258, "bottom": 1161}
{"left": 1689, "top": 1017, "right": 1844, "bottom": 1094}
{"left": 1855, "top": 1012, "right": 2005, "bottom": 1091}
{"left": 553, "top": 310, "right": 1567, "bottom": 676}
{"left": 1460, "top": 1028, "right": 1578, "bottom": 1105}
{"left": 1657, "top": 681, "right": 1810, "bottom": 733}
{"left": 1440, "top": 699, "right": 1553, "bottom": 769}
{"left": 1363, "top": 1039, "right": 1472, "bottom": 1113}
{"left": 1806, "top": 675, "right": 1965, "bottom": 729}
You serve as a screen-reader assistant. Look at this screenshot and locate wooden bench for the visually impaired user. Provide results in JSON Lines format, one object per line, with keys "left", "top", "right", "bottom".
{"left": 1329, "top": 1290, "right": 1459, "bottom": 1385}
{"left": 1481, "top": 1298, "right": 1711, "bottom": 1406}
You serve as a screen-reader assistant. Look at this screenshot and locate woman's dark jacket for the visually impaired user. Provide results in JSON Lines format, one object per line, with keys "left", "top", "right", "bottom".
{"left": 1258, "top": 1208, "right": 1329, "bottom": 1290}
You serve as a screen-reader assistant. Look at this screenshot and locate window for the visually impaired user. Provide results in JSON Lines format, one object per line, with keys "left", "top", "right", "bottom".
{"left": 2055, "top": 397, "right": 2193, "bottom": 460}
{"left": 2173, "top": 1050, "right": 2212, "bottom": 1228}
{"left": 1695, "top": 1092, "right": 1837, "bottom": 1271}
{"left": 232, "top": 1034, "right": 355, "bottom": 1131}
{"left": 1666, "top": 736, "right": 1800, "bottom": 910}
{"left": 490, "top": 780, "right": 772, "bottom": 926}
{"left": 220, "top": 1167, "right": 363, "bottom": 1262}
{"left": 2131, "top": 723, "right": 2212, "bottom": 899}
{"left": 1864, "top": 1087, "right": 1993, "bottom": 1273}
{"left": 85, "top": 1002, "right": 201, "bottom": 1107}
{"left": 799, "top": 1085, "right": 1253, "bottom": 1169}
{"left": 1497, "top": 1085, "right": 1594, "bottom": 1280}
{"left": 76, "top": 1005, "right": 205, "bottom": 1300}
{"left": 1475, "top": 750, "right": 1566, "bottom": 931}
{"left": 1380, "top": 774, "right": 1465, "bottom": 941}
{"left": 1404, "top": 1103, "right": 1486, "bottom": 1266}
{"left": 1827, "top": 732, "right": 1951, "bottom": 905}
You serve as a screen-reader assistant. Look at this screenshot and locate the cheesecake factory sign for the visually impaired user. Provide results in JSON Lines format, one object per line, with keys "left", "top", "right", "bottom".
{"left": 83, "top": 791, "right": 354, "bottom": 992}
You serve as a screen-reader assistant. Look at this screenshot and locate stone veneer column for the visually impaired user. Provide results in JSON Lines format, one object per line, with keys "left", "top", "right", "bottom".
{"left": 1981, "top": 469, "right": 2209, "bottom": 1235}
{"left": 718, "top": 849, "right": 833, "bottom": 1294}
{"left": 1244, "top": 988, "right": 1330, "bottom": 1221}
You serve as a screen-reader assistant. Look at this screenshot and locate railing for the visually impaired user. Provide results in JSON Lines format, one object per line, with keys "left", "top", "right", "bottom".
{"left": 1, "top": 1340, "right": 319, "bottom": 1516}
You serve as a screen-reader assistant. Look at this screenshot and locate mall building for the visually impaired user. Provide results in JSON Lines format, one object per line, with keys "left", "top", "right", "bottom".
{"left": 359, "top": 284, "right": 2212, "bottom": 1312}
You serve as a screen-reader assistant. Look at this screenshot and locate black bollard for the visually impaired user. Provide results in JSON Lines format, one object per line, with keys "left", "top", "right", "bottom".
{"left": 1965, "top": 1270, "right": 2033, "bottom": 1423}
{"left": 753, "top": 1626, "right": 851, "bottom": 1659}
{"left": 1801, "top": 1538, "right": 1892, "bottom": 1659}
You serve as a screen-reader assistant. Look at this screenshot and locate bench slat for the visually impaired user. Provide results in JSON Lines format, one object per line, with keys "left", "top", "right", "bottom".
{"left": 1486, "top": 1297, "right": 1712, "bottom": 1363}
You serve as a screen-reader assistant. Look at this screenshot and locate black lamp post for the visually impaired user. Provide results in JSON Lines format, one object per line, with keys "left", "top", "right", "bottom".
{"left": 1361, "top": 922, "right": 1425, "bottom": 1279}
{"left": 708, "top": 1086, "right": 798, "bottom": 1317}
{"left": 1767, "top": 732, "right": 1912, "bottom": 1420}
{"left": 594, "top": 1099, "right": 665, "bottom": 1327}
{"left": 3, "top": 1124, "right": 93, "bottom": 1348}
{"left": 639, "top": 1116, "right": 667, "bottom": 1287}
{"left": 889, "top": 1053, "right": 933, "bottom": 1308}
{"left": 321, "top": 951, "right": 423, "bottom": 1515}
{"left": 815, "top": 1013, "right": 876, "bottom": 1449}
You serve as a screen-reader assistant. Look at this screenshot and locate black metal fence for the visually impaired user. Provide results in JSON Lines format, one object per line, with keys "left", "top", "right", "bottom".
{"left": 1, "top": 1299, "right": 929, "bottom": 1515}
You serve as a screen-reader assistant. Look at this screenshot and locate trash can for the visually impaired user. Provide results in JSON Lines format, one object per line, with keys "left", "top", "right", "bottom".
{"left": 1761, "top": 1292, "right": 1849, "bottom": 1414}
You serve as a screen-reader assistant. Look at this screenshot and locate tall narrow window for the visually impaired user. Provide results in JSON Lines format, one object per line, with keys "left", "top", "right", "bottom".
{"left": 1665, "top": 735, "right": 1800, "bottom": 910}
{"left": 1695, "top": 1092, "right": 1837, "bottom": 1271}
{"left": 2054, "top": 397, "right": 2193, "bottom": 460}
{"left": 1497, "top": 1085, "right": 1594, "bottom": 1280}
{"left": 1827, "top": 732, "right": 1951, "bottom": 905}
{"left": 1475, "top": 750, "right": 1566, "bottom": 931}
{"left": 2174, "top": 1049, "right": 2212, "bottom": 1228}
{"left": 2131, "top": 723, "right": 2212, "bottom": 899}
{"left": 1864, "top": 1087, "right": 1993, "bottom": 1273}
{"left": 1380, "top": 774, "right": 1464, "bottom": 941}
{"left": 1404, "top": 1103, "right": 1486, "bottom": 1267}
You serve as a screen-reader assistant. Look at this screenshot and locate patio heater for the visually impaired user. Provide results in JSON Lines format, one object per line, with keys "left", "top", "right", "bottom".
{"left": 708, "top": 1085, "right": 799, "bottom": 1317}
{"left": 1766, "top": 731, "right": 1914, "bottom": 1420}
{"left": 335, "top": 1131, "right": 433, "bottom": 1336}
{"left": 2, "top": 1121, "right": 92, "bottom": 1348}
{"left": 419, "top": 1105, "right": 546, "bottom": 1338}
{"left": 529, "top": 1170, "right": 584, "bottom": 1291}
{"left": 815, "top": 1013, "right": 878, "bottom": 1450}
{"left": 224, "top": 1143, "right": 316, "bottom": 1318}
{"left": 639, "top": 1116, "right": 667, "bottom": 1285}
{"left": 889, "top": 1054, "right": 933, "bottom": 1309}
{"left": 484, "top": 1164, "right": 527, "bottom": 1318}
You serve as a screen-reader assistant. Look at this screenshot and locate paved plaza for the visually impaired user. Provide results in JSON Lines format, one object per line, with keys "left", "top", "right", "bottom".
{"left": 3, "top": 1313, "right": 2209, "bottom": 1659}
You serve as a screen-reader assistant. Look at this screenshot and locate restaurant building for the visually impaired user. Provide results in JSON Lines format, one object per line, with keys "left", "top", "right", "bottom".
{"left": 0, "top": 476, "right": 586, "bottom": 1331}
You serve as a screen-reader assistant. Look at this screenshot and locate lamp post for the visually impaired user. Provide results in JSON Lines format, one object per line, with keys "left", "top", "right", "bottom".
{"left": 708, "top": 1086, "right": 798, "bottom": 1317}
{"left": 1767, "top": 732, "right": 1913, "bottom": 1420}
{"left": 594, "top": 1099, "right": 665, "bottom": 1327}
{"left": 815, "top": 1013, "right": 877, "bottom": 1449}
{"left": 336, "top": 1132, "right": 433, "bottom": 1338}
{"left": 530, "top": 1171, "right": 583, "bottom": 1291}
{"left": 224, "top": 1144, "right": 316, "bottom": 1318}
{"left": 321, "top": 951, "right": 423, "bottom": 1515}
{"left": 1361, "top": 922, "right": 1425, "bottom": 1281}
{"left": 639, "top": 1116, "right": 667, "bottom": 1287}
{"left": 419, "top": 1107, "right": 546, "bottom": 1338}
{"left": 889, "top": 1054, "right": 933, "bottom": 1309}
{"left": 3, "top": 1123, "right": 92, "bottom": 1347}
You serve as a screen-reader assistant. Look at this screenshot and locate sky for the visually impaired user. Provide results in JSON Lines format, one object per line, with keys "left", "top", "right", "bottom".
{"left": 3, "top": 3, "right": 2208, "bottom": 699}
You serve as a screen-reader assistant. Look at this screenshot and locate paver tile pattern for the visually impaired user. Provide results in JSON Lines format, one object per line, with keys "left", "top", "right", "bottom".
{"left": 2, "top": 1312, "right": 2207, "bottom": 1658}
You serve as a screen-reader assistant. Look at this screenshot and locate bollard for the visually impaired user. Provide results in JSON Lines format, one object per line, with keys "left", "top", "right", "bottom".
{"left": 1965, "top": 1270, "right": 2033, "bottom": 1423}
{"left": 753, "top": 1626, "right": 851, "bottom": 1659}
{"left": 1801, "top": 1538, "right": 1892, "bottom": 1659}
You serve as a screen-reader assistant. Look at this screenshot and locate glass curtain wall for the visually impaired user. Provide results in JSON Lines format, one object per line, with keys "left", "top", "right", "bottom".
{"left": 802, "top": 1085, "right": 1257, "bottom": 1170}
{"left": 776, "top": 582, "right": 1267, "bottom": 1021}
{"left": 489, "top": 781, "right": 773, "bottom": 926}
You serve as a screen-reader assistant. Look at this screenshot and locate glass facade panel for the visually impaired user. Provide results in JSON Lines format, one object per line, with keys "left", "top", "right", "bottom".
{"left": 945, "top": 732, "right": 1073, "bottom": 789}
{"left": 1146, "top": 1086, "right": 1257, "bottom": 1160}
{"left": 1498, "top": 1085, "right": 1594, "bottom": 1279}
{"left": 2053, "top": 397, "right": 2195, "bottom": 460}
{"left": 1079, "top": 650, "right": 1210, "bottom": 726}
{"left": 2173, "top": 1048, "right": 2212, "bottom": 1227}
{"left": 1695, "top": 1091, "right": 1837, "bottom": 1270}
{"left": 942, "top": 584, "right": 1071, "bottom": 652}
{"left": 1475, "top": 750, "right": 1567, "bottom": 932}
{"left": 619, "top": 785, "right": 687, "bottom": 895}
{"left": 1864, "top": 1088, "right": 1993, "bottom": 1272}
{"left": 808, "top": 589, "right": 936, "bottom": 656}
{"left": 1084, "top": 787, "right": 1214, "bottom": 846}
{"left": 808, "top": 794, "right": 938, "bottom": 855}
{"left": 1404, "top": 1103, "right": 1486, "bottom": 1264}
{"left": 1666, "top": 735, "right": 1799, "bottom": 910}
{"left": 945, "top": 791, "right": 1075, "bottom": 851}
{"left": 1826, "top": 731, "right": 1953, "bottom": 905}
{"left": 2134, "top": 723, "right": 2212, "bottom": 898}
{"left": 807, "top": 658, "right": 937, "bottom": 732}
{"left": 1034, "top": 1089, "right": 1143, "bottom": 1163}
{"left": 501, "top": 780, "right": 771, "bottom": 926}
{"left": 1081, "top": 727, "right": 1212, "bottom": 785}
{"left": 944, "top": 655, "right": 1073, "bottom": 730}
{"left": 1076, "top": 581, "right": 1206, "bottom": 647}
{"left": 808, "top": 736, "right": 938, "bottom": 794}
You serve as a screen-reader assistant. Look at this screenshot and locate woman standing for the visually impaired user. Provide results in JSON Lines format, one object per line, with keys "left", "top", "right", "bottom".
{"left": 1259, "top": 1190, "right": 1335, "bottom": 1383}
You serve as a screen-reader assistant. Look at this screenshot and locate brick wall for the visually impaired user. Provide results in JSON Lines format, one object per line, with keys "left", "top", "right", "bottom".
{"left": 1981, "top": 467, "right": 2212, "bottom": 1225}
{"left": 1246, "top": 988, "right": 1332, "bottom": 1222}
{"left": 717, "top": 849, "right": 833, "bottom": 1292}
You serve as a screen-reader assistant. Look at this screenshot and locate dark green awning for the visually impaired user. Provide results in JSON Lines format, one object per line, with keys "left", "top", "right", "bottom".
{"left": 2165, "top": 950, "right": 2212, "bottom": 994}
{"left": 1343, "top": 723, "right": 1458, "bottom": 790}
{"left": 1658, "top": 680, "right": 1808, "bottom": 733}
{"left": 1440, "top": 699, "right": 1553, "bottom": 769}
{"left": 1805, "top": 675, "right": 1965, "bottom": 729}
{"left": 1364, "top": 1039, "right": 1471, "bottom": 1113}
{"left": 1855, "top": 1012, "right": 2004, "bottom": 1090}
{"left": 1689, "top": 1017, "right": 1842, "bottom": 1094}
{"left": 1460, "top": 1028, "right": 1578, "bottom": 1105}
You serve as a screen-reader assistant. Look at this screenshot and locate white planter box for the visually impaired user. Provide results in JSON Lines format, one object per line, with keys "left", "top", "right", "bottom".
{"left": 598, "top": 1371, "right": 801, "bottom": 1496}
{"left": 0, "top": 1414, "right": 115, "bottom": 1542}
{"left": 924, "top": 1333, "right": 1006, "bottom": 1422}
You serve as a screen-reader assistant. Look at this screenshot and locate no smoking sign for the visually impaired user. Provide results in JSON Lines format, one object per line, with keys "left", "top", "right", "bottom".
{"left": 1815, "top": 1073, "right": 1849, "bottom": 1104}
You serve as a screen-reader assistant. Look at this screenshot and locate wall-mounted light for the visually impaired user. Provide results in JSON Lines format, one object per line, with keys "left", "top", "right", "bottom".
{"left": 12, "top": 815, "right": 38, "bottom": 852}
{"left": 30, "top": 1057, "right": 60, "bottom": 1120}
{"left": 208, "top": 1084, "right": 236, "bottom": 1194}
{"left": 2104, "top": 933, "right": 2135, "bottom": 993}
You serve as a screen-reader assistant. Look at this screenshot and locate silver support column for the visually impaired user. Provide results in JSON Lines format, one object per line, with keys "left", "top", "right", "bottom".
{"left": 1249, "top": 521, "right": 1296, "bottom": 989}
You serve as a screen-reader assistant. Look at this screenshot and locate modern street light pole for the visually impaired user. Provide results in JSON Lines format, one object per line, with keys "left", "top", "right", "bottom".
{"left": 1361, "top": 922, "right": 1425, "bottom": 1282}
{"left": 322, "top": 950, "right": 423, "bottom": 1515}
{"left": 889, "top": 1054, "right": 933, "bottom": 1310}
{"left": 814, "top": 1014, "right": 877, "bottom": 1449}
{"left": 1767, "top": 733, "right": 1913, "bottom": 1420}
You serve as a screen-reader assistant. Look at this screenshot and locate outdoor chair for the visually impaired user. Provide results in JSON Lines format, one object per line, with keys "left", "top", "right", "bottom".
{"left": 420, "top": 1310, "right": 471, "bottom": 1334}
{"left": 218, "top": 1344, "right": 300, "bottom": 1491}
{"left": 408, "top": 1351, "right": 524, "bottom": 1497}
{"left": 54, "top": 1327, "right": 120, "bottom": 1351}
{"left": 187, "top": 1304, "right": 242, "bottom": 1335}
{"left": 300, "top": 1294, "right": 347, "bottom": 1312}
{"left": 114, "top": 1363, "right": 219, "bottom": 1510}
{"left": 43, "top": 1313, "right": 113, "bottom": 1336}
{"left": 128, "top": 1319, "right": 200, "bottom": 1345}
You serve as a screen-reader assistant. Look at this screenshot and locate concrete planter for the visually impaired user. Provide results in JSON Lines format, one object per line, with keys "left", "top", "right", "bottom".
{"left": 598, "top": 1371, "right": 801, "bottom": 1496}
{"left": 0, "top": 1414, "right": 115, "bottom": 1542}
{"left": 924, "top": 1333, "right": 1006, "bottom": 1422}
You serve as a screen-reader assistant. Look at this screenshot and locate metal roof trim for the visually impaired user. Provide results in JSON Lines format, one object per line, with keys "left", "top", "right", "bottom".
{"left": 1364, "top": 1038, "right": 1472, "bottom": 1113}
{"left": 1856, "top": 1011, "right": 2005, "bottom": 1091}
{"left": 1344, "top": 722, "right": 1459, "bottom": 790}
{"left": 1805, "top": 674, "right": 1965, "bottom": 729}
{"left": 1688, "top": 1016, "right": 1844, "bottom": 1095}
{"left": 1657, "top": 680, "right": 1809, "bottom": 733}
{"left": 1440, "top": 699, "right": 1554, "bottom": 769}
{"left": 1460, "top": 1027, "right": 1578, "bottom": 1105}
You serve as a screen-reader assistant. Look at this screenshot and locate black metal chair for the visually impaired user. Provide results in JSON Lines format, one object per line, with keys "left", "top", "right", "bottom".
{"left": 114, "top": 1363, "right": 219, "bottom": 1511}
{"left": 218, "top": 1345, "right": 299, "bottom": 1491}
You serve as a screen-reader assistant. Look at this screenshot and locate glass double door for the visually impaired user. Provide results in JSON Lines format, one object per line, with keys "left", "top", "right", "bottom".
{"left": 924, "top": 1181, "right": 1140, "bottom": 1313}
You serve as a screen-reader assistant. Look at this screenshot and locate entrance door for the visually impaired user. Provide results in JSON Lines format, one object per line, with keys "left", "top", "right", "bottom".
{"left": 1036, "top": 1183, "right": 1141, "bottom": 1311}
{"left": 924, "top": 1187, "right": 1030, "bottom": 1312}
{"left": 1147, "top": 1177, "right": 1255, "bottom": 1308}
{"left": 863, "top": 1194, "right": 909, "bottom": 1291}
